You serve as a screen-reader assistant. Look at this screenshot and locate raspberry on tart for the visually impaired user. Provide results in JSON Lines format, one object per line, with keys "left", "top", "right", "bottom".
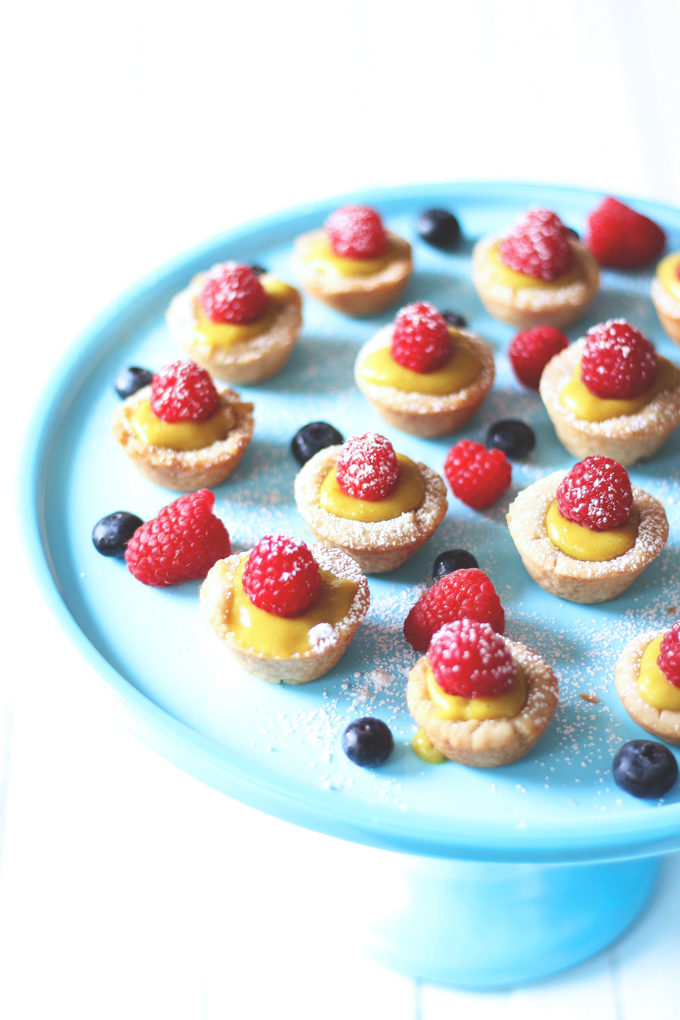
{"left": 472, "top": 206, "right": 599, "bottom": 328}
{"left": 403, "top": 567, "right": 505, "bottom": 652}
{"left": 354, "top": 303, "right": 495, "bottom": 438}
{"left": 112, "top": 359, "right": 254, "bottom": 491}
{"left": 294, "top": 432, "right": 448, "bottom": 574}
{"left": 200, "top": 538, "right": 370, "bottom": 685}
{"left": 166, "top": 262, "right": 302, "bottom": 385}
{"left": 615, "top": 625, "right": 680, "bottom": 746}
{"left": 294, "top": 204, "right": 413, "bottom": 317}
{"left": 586, "top": 197, "right": 666, "bottom": 269}
{"left": 509, "top": 325, "right": 569, "bottom": 390}
{"left": 652, "top": 251, "right": 680, "bottom": 346}
{"left": 443, "top": 440, "right": 512, "bottom": 510}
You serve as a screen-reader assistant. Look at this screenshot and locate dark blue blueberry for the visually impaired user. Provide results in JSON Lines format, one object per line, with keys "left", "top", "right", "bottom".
{"left": 92, "top": 512, "right": 144, "bottom": 558}
{"left": 486, "top": 419, "right": 536, "bottom": 460}
{"left": 342, "top": 717, "right": 394, "bottom": 768}
{"left": 433, "top": 549, "right": 479, "bottom": 583}
{"left": 291, "top": 421, "right": 344, "bottom": 465}
{"left": 115, "top": 366, "right": 153, "bottom": 400}
{"left": 612, "top": 740, "right": 678, "bottom": 799}
{"left": 417, "top": 208, "right": 462, "bottom": 251}
{"left": 442, "top": 311, "right": 468, "bottom": 329}
{"left": 565, "top": 226, "right": 580, "bottom": 241}
{"left": 250, "top": 264, "right": 268, "bottom": 276}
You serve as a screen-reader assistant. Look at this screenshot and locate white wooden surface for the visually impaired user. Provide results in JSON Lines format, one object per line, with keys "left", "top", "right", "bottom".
{"left": 4, "top": 2, "right": 680, "bottom": 1016}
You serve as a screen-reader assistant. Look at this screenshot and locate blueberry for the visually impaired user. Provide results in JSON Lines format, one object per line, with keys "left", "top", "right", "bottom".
{"left": 291, "top": 421, "right": 344, "bottom": 465}
{"left": 115, "top": 366, "right": 153, "bottom": 400}
{"left": 342, "top": 717, "right": 394, "bottom": 768}
{"left": 442, "top": 311, "right": 468, "bottom": 329}
{"left": 565, "top": 226, "right": 580, "bottom": 241}
{"left": 486, "top": 419, "right": 536, "bottom": 460}
{"left": 612, "top": 739, "right": 678, "bottom": 799}
{"left": 433, "top": 549, "right": 479, "bottom": 582}
{"left": 417, "top": 208, "right": 462, "bottom": 251}
{"left": 92, "top": 512, "right": 144, "bottom": 558}
{"left": 250, "top": 264, "right": 268, "bottom": 276}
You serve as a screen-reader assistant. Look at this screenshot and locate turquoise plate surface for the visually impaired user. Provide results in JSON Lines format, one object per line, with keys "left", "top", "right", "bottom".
{"left": 23, "top": 182, "right": 680, "bottom": 863}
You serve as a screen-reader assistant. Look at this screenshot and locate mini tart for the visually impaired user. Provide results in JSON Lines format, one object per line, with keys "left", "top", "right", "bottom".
{"left": 540, "top": 337, "right": 680, "bottom": 465}
{"left": 166, "top": 271, "right": 302, "bottom": 385}
{"left": 353, "top": 323, "right": 495, "bottom": 438}
{"left": 506, "top": 471, "right": 668, "bottom": 604}
{"left": 294, "top": 445, "right": 447, "bottom": 574}
{"left": 472, "top": 234, "right": 599, "bottom": 329}
{"left": 615, "top": 630, "right": 680, "bottom": 745}
{"left": 200, "top": 545, "right": 370, "bottom": 685}
{"left": 294, "top": 229, "right": 412, "bottom": 317}
{"left": 406, "top": 638, "right": 559, "bottom": 767}
{"left": 652, "top": 252, "right": 680, "bottom": 346}
{"left": 112, "top": 384, "right": 254, "bottom": 491}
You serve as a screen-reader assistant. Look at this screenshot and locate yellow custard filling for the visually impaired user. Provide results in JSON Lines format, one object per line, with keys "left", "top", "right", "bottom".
{"left": 411, "top": 728, "right": 447, "bottom": 764}
{"left": 303, "top": 236, "right": 394, "bottom": 278}
{"left": 425, "top": 663, "right": 526, "bottom": 721}
{"left": 560, "top": 356, "right": 676, "bottom": 422}
{"left": 545, "top": 500, "right": 637, "bottom": 561}
{"left": 226, "top": 557, "right": 358, "bottom": 658}
{"left": 656, "top": 252, "right": 680, "bottom": 302}
{"left": 319, "top": 454, "right": 424, "bottom": 522}
{"left": 637, "top": 635, "right": 680, "bottom": 711}
{"left": 360, "top": 330, "right": 480, "bottom": 395}
{"left": 192, "top": 277, "right": 295, "bottom": 349}
{"left": 489, "top": 242, "right": 580, "bottom": 290}
{"left": 130, "top": 399, "right": 231, "bottom": 452}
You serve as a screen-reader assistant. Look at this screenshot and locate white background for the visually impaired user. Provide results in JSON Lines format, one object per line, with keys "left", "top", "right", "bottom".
{"left": 3, "top": 1, "right": 680, "bottom": 1016}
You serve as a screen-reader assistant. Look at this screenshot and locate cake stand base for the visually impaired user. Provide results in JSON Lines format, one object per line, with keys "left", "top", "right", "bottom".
{"left": 354, "top": 854, "right": 659, "bottom": 989}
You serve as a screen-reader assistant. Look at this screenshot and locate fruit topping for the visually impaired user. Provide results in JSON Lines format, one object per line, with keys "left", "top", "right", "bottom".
{"left": 417, "top": 208, "right": 462, "bottom": 251}
{"left": 342, "top": 717, "right": 394, "bottom": 767}
{"left": 249, "top": 264, "right": 267, "bottom": 276}
{"left": 612, "top": 739, "right": 678, "bottom": 799}
{"left": 442, "top": 311, "right": 467, "bottom": 328}
{"left": 291, "top": 421, "right": 344, "bottom": 466}
{"left": 444, "top": 439, "right": 512, "bottom": 510}
{"left": 428, "top": 619, "right": 515, "bottom": 699}
{"left": 325, "top": 205, "right": 388, "bottom": 259}
{"left": 433, "top": 549, "right": 479, "bottom": 583}
{"left": 556, "top": 455, "right": 633, "bottom": 531}
{"left": 486, "top": 419, "right": 536, "bottom": 460}
{"left": 498, "top": 207, "right": 574, "bottom": 281}
{"left": 92, "top": 511, "right": 144, "bottom": 558}
{"left": 150, "top": 359, "right": 219, "bottom": 423}
{"left": 658, "top": 622, "right": 680, "bottom": 689}
{"left": 200, "top": 262, "right": 268, "bottom": 324}
{"left": 242, "top": 534, "right": 321, "bottom": 617}
{"left": 336, "top": 432, "right": 399, "bottom": 501}
{"left": 586, "top": 196, "right": 666, "bottom": 269}
{"left": 581, "top": 319, "right": 657, "bottom": 399}
{"left": 125, "top": 489, "right": 230, "bottom": 587}
{"left": 391, "top": 302, "right": 451, "bottom": 373}
{"left": 509, "top": 325, "right": 569, "bottom": 389}
{"left": 404, "top": 567, "right": 505, "bottom": 652}
{"left": 115, "top": 366, "right": 153, "bottom": 400}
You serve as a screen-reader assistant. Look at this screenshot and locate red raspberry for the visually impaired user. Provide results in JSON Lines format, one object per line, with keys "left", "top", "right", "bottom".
{"left": 242, "top": 535, "right": 321, "bottom": 617}
{"left": 658, "top": 623, "right": 680, "bottom": 689}
{"left": 336, "top": 432, "right": 399, "bottom": 501}
{"left": 556, "top": 456, "right": 633, "bottom": 531}
{"left": 200, "top": 262, "right": 268, "bottom": 324}
{"left": 509, "top": 325, "right": 569, "bottom": 389}
{"left": 125, "top": 489, "right": 230, "bottom": 587}
{"left": 391, "top": 302, "right": 451, "bottom": 373}
{"left": 325, "top": 205, "right": 388, "bottom": 259}
{"left": 581, "top": 319, "right": 657, "bottom": 399}
{"left": 498, "top": 207, "right": 574, "bottom": 281}
{"left": 444, "top": 440, "right": 511, "bottom": 510}
{"left": 150, "top": 360, "right": 219, "bottom": 423}
{"left": 428, "top": 619, "right": 515, "bottom": 698}
{"left": 586, "top": 196, "right": 666, "bottom": 269}
{"left": 404, "top": 568, "right": 505, "bottom": 652}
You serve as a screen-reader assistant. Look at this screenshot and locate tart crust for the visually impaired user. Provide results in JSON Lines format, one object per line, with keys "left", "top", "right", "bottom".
{"left": 353, "top": 324, "right": 495, "bottom": 438}
{"left": 406, "top": 638, "right": 559, "bottom": 767}
{"left": 539, "top": 337, "right": 680, "bottom": 465}
{"left": 472, "top": 235, "right": 599, "bottom": 329}
{"left": 166, "top": 271, "right": 302, "bottom": 385}
{"left": 652, "top": 274, "right": 680, "bottom": 346}
{"left": 294, "top": 445, "right": 447, "bottom": 574}
{"left": 200, "top": 545, "right": 370, "bottom": 685}
{"left": 294, "top": 230, "right": 412, "bottom": 317}
{"left": 112, "top": 384, "right": 254, "bottom": 491}
{"left": 615, "top": 630, "right": 680, "bottom": 745}
{"left": 506, "top": 471, "right": 668, "bottom": 604}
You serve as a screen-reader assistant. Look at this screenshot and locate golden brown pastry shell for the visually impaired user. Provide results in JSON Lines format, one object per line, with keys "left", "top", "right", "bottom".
{"left": 615, "top": 630, "right": 680, "bottom": 745}
{"left": 652, "top": 275, "right": 680, "bottom": 346}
